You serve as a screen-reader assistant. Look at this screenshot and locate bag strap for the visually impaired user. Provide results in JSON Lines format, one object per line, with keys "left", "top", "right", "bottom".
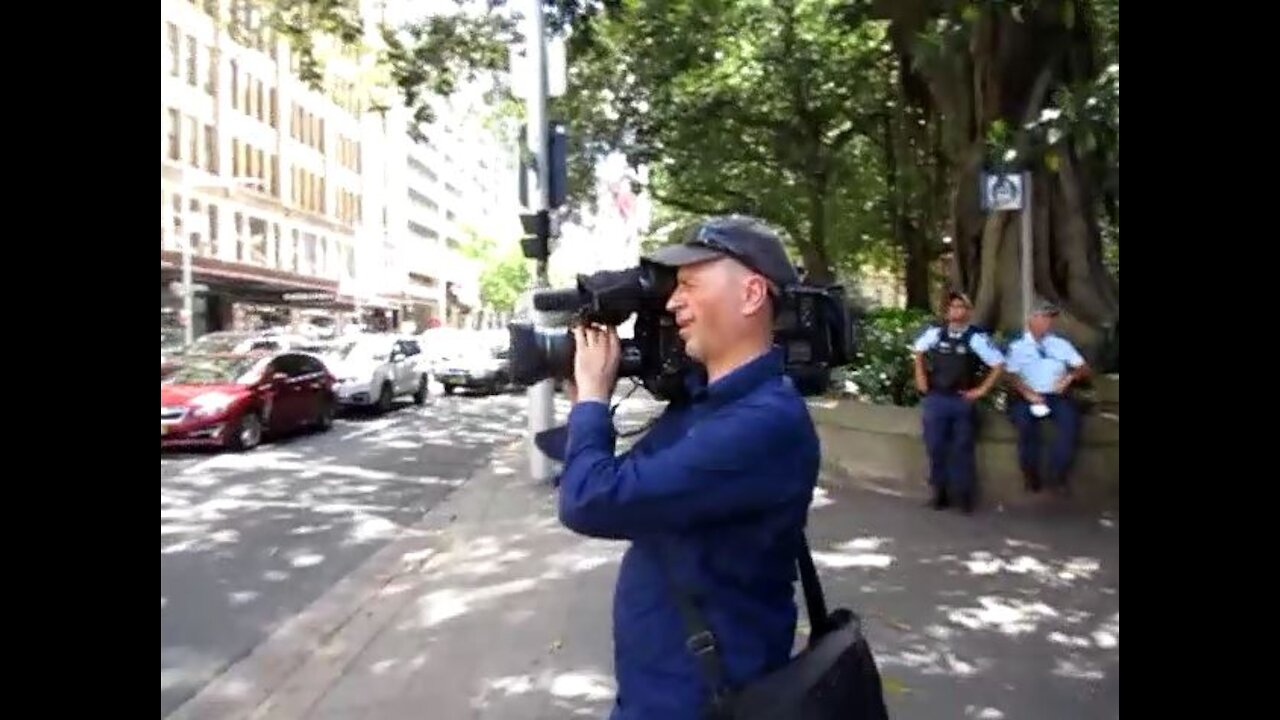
{"left": 655, "top": 545, "right": 733, "bottom": 715}
{"left": 657, "top": 533, "right": 832, "bottom": 710}
{"left": 795, "top": 535, "right": 831, "bottom": 642}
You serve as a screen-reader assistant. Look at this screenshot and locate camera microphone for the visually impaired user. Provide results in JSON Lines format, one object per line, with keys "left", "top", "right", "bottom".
{"left": 532, "top": 288, "right": 584, "bottom": 312}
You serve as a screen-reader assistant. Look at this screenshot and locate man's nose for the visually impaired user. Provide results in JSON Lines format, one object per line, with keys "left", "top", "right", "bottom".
{"left": 665, "top": 290, "right": 683, "bottom": 313}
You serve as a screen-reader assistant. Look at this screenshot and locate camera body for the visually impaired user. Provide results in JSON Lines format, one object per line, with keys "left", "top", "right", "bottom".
{"left": 508, "top": 261, "right": 854, "bottom": 403}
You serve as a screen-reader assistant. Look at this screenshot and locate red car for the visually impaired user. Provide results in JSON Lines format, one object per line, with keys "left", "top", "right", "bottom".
{"left": 161, "top": 352, "right": 337, "bottom": 451}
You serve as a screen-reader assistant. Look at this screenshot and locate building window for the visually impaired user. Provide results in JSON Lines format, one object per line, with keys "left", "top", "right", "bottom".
{"left": 202, "top": 0, "right": 218, "bottom": 19}
{"left": 256, "top": 80, "right": 266, "bottom": 123}
{"left": 186, "top": 36, "right": 198, "bottom": 86}
{"left": 203, "top": 125, "right": 218, "bottom": 172}
{"left": 167, "top": 23, "right": 181, "bottom": 77}
{"left": 208, "top": 205, "right": 220, "bottom": 257}
{"left": 269, "top": 88, "right": 278, "bottom": 128}
{"left": 446, "top": 210, "right": 456, "bottom": 222}
{"left": 167, "top": 109, "right": 181, "bottom": 161}
{"left": 248, "top": 217, "right": 268, "bottom": 264}
{"left": 188, "top": 198, "right": 205, "bottom": 254}
{"left": 230, "top": 61, "right": 239, "bottom": 110}
{"left": 186, "top": 116, "right": 199, "bottom": 167}
{"left": 205, "top": 47, "right": 218, "bottom": 96}
{"left": 172, "top": 194, "right": 184, "bottom": 237}
{"left": 270, "top": 156, "right": 280, "bottom": 197}
{"left": 232, "top": 139, "right": 242, "bottom": 176}
{"left": 234, "top": 212, "right": 245, "bottom": 260}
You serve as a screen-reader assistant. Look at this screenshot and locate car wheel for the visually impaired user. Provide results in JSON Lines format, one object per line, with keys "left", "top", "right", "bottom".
{"left": 314, "top": 395, "right": 336, "bottom": 431}
{"left": 443, "top": 384, "right": 456, "bottom": 396}
{"left": 229, "top": 413, "right": 263, "bottom": 452}
{"left": 377, "top": 382, "right": 394, "bottom": 413}
{"left": 413, "top": 375, "right": 429, "bottom": 405}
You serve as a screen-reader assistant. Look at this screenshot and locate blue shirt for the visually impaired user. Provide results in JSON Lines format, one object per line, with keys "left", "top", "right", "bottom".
{"left": 910, "top": 325, "right": 1005, "bottom": 367}
{"left": 1006, "top": 332, "right": 1086, "bottom": 393}
{"left": 560, "top": 348, "right": 819, "bottom": 720}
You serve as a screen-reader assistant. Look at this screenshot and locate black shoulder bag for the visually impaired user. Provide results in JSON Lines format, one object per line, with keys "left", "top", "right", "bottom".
{"left": 660, "top": 535, "right": 891, "bottom": 720}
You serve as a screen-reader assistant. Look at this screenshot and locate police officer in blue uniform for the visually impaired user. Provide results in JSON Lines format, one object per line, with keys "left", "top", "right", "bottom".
{"left": 911, "top": 292, "right": 1005, "bottom": 513}
{"left": 1005, "top": 301, "right": 1092, "bottom": 494}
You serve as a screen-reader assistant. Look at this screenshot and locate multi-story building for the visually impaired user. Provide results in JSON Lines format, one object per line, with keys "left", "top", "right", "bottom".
{"left": 378, "top": 85, "right": 522, "bottom": 332}
{"left": 160, "top": 0, "right": 393, "bottom": 336}
{"left": 161, "top": 0, "right": 516, "bottom": 339}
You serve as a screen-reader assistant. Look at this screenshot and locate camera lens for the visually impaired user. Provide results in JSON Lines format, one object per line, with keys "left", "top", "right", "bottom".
{"left": 508, "top": 322, "right": 575, "bottom": 385}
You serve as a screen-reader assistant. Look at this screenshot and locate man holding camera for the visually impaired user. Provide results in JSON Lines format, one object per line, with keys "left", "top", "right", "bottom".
{"left": 911, "top": 291, "right": 1005, "bottom": 514}
{"left": 558, "top": 217, "right": 820, "bottom": 719}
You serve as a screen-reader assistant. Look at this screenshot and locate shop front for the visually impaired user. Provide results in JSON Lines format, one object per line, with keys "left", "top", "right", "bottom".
{"left": 161, "top": 251, "right": 354, "bottom": 340}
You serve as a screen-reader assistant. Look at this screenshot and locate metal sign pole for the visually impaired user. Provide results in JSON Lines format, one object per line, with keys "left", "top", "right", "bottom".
{"left": 1020, "top": 171, "right": 1034, "bottom": 322}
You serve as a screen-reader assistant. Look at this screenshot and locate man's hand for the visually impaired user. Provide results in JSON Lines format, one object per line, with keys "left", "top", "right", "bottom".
{"left": 961, "top": 388, "right": 984, "bottom": 403}
{"left": 1052, "top": 375, "right": 1073, "bottom": 394}
{"left": 1024, "top": 390, "right": 1046, "bottom": 404}
{"left": 573, "top": 324, "right": 621, "bottom": 404}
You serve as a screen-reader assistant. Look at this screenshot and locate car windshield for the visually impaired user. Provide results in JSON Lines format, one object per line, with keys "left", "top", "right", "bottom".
{"left": 331, "top": 338, "right": 390, "bottom": 362}
{"left": 165, "top": 356, "right": 263, "bottom": 385}
{"left": 187, "top": 333, "right": 258, "bottom": 354}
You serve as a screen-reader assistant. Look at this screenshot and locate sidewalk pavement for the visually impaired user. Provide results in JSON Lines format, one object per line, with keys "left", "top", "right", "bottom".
{"left": 171, "top": 440, "right": 1119, "bottom": 720}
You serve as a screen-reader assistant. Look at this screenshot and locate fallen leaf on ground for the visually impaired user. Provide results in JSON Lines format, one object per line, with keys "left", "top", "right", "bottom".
{"left": 882, "top": 675, "right": 911, "bottom": 696}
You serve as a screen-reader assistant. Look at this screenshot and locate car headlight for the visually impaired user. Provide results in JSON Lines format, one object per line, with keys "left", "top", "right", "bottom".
{"left": 338, "top": 377, "right": 359, "bottom": 384}
{"left": 189, "top": 392, "right": 236, "bottom": 418}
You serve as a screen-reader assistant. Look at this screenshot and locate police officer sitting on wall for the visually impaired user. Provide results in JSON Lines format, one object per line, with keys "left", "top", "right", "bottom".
{"left": 1005, "top": 301, "right": 1091, "bottom": 495}
{"left": 910, "top": 291, "right": 1005, "bottom": 513}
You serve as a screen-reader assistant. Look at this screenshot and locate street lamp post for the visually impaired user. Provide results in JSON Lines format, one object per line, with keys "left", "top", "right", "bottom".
{"left": 175, "top": 175, "right": 266, "bottom": 345}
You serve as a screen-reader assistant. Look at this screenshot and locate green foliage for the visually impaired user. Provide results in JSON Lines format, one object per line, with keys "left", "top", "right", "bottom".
{"left": 458, "top": 233, "right": 532, "bottom": 313}
{"left": 845, "top": 307, "right": 932, "bottom": 406}
{"left": 554, "top": 0, "right": 894, "bottom": 281}
{"left": 256, "top": 0, "right": 518, "bottom": 135}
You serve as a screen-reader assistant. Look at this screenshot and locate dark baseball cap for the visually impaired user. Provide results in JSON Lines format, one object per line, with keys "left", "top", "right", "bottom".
{"left": 644, "top": 215, "right": 801, "bottom": 289}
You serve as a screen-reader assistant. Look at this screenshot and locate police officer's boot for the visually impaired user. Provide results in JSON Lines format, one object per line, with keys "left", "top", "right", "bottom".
{"left": 1022, "top": 468, "right": 1042, "bottom": 493}
{"left": 957, "top": 491, "right": 976, "bottom": 515}
{"left": 929, "top": 486, "right": 949, "bottom": 510}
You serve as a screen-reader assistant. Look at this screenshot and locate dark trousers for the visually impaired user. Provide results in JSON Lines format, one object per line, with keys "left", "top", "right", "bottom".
{"left": 1007, "top": 394, "right": 1080, "bottom": 485}
{"left": 921, "top": 392, "right": 977, "bottom": 494}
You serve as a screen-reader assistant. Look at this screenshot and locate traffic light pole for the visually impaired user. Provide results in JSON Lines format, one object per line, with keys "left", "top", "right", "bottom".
{"left": 526, "top": 0, "right": 556, "bottom": 482}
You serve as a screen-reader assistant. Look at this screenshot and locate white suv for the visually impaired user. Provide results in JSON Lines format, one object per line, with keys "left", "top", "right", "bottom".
{"left": 314, "top": 335, "right": 430, "bottom": 412}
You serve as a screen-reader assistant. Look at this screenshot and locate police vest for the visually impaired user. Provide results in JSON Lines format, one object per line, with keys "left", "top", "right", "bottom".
{"left": 926, "top": 325, "right": 984, "bottom": 392}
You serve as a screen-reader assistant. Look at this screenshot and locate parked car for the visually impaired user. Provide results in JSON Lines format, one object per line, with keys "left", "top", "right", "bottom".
{"left": 161, "top": 351, "right": 336, "bottom": 451}
{"left": 436, "top": 331, "right": 513, "bottom": 395}
{"left": 162, "top": 331, "right": 309, "bottom": 378}
{"left": 312, "top": 335, "right": 430, "bottom": 412}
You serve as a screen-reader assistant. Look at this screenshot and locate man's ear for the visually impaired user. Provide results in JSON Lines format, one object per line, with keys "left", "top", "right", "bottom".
{"left": 742, "top": 275, "right": 769, "bottom": 316}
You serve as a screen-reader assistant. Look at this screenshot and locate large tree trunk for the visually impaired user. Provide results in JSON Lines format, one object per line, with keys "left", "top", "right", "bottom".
{"left": 883, "top": 87, "right": 933, "bottom": 310}
{"left": 880, "top": 0, "right": 1118, "bottom": 360}
{"left": 802, "top": 175, "right": 835, "bottom": 285}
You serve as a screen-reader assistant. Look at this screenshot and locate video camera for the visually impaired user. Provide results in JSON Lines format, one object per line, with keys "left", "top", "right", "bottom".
{"left": 507, "top": 260, "right": 855, "bottom": 403}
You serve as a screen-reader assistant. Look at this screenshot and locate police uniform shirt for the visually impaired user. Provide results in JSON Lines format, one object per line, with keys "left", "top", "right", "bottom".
{"left": 1006, "top": 332, "right": 1085, "bottom": 394}
{"left": 911, "top": 325, "right": 1005, "bottom": 367}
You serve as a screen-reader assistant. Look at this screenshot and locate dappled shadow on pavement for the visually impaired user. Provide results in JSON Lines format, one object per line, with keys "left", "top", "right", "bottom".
{"left": 806, "top": 485, "right": 1119, "bottom": 720}
{"left": 300, "top": 409, "right": 1115, "bottom": 720}
{"left": 298, "top": 397, "right": 670, "bottom": 720}
{"left": 160, "top": 393, "right": 530, "bottom": 717}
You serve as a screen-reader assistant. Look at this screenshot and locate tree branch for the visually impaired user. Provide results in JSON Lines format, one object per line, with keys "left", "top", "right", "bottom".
{"left": 650, "top": 190, "right": 756, "bottom": 218}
